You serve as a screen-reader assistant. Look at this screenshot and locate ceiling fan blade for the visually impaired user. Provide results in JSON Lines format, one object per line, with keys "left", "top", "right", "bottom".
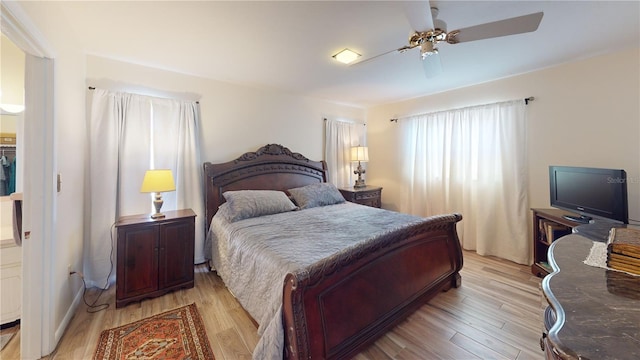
{"left": 352, "top": 1, "right": 434, "bottom": 67}
{"left": 448, "top": 12, "right": 543, "bottom": 44}
{"left": 422, "top": 54, "right": 442, "bottom": 78}
{"left": 350, "top": 45, "right": 413, "bottom": 66}
{"left": 403, "top": 1, "right": 434, "bottom": 32}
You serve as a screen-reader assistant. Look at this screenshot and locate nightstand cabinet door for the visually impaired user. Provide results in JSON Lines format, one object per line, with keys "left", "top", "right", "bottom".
{"left": 339, "top": 186, "right": 383, "bottom": 208}
{"left": 115, "top": 209, "right": 196, "bottom": 308}
{"left": 159, "top": 218, "right": 195, "bottom": 289}
{"left": 116, "top": 225, "right": 159, "bottom": 299}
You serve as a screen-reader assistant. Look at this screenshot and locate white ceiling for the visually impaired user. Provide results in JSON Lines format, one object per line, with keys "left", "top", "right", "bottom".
{"left": 49, "top": 0, "right": 640, "bottom": 107}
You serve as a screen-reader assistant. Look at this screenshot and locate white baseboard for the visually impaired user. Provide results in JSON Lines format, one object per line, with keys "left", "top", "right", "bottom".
{"left": 54, "top": 286, "right": 83, "bottom": 344}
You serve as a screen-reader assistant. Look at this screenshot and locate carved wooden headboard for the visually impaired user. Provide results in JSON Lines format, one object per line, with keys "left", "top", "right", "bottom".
{"left": 202, "top": 144, "right": 328, "bottom": 232}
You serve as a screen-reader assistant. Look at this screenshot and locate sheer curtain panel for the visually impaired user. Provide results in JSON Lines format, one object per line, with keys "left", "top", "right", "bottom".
{"left": 87, "top": 89, "right": 130, "bottom": 287}
{"left": 86, "top": 90, "right": 204, "bottom": 287}
{"left": 399, "top": 100, "right": 529, "bottom": 264}
{"left": 151, "top": 99, "right": 205, "bottom": 264}
{"left": 324, "top": 119, "right": 365, "bottom": 187}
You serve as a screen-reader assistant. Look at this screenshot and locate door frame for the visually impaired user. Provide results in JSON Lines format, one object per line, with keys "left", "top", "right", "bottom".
{"left": 1, "top": 2, "right": 56, "bottom": 358}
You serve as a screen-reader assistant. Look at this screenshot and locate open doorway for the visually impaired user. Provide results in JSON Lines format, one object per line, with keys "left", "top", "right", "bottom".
{"left": 1, "top": 2, "right": 56, "bottom": 358}
{"left": 0, "top": 32, "right": 24, "bottom": 354}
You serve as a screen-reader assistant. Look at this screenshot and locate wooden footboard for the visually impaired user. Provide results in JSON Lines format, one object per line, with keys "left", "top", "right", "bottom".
{"left": 282, "top": 213, "right": 463, "bottom": 359}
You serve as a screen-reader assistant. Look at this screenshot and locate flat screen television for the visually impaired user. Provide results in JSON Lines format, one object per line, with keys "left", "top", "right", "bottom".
{"left": 549, "top": 166, "right": 628, "bottom": 224}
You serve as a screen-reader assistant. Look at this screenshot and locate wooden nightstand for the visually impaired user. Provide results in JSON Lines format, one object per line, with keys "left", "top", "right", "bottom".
{"left": 339, "top": 186, "right": 382, "bottom": 208}
{"left": 115, "top": 209, "right": 196, "bottom": 308}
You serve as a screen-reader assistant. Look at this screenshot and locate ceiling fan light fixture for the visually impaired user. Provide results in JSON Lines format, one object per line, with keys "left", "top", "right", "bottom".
{"left": 332, "top": 48, "right": 361, "bottom": 64}
{"left": 420, "top": 41, "right": 437, "bottom": 59}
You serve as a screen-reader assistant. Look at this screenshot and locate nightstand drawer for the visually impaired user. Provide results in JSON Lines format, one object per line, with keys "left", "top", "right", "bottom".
{"left": 339, "top": 186, "right": 382, "bottom": 208}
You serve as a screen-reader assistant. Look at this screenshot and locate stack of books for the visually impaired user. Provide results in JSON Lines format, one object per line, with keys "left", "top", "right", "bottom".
{"left": 607, "top": 228, "right": 640, "bottom": 275}
{"left": 539, "top": 220, "right": 571, "bottom": 245}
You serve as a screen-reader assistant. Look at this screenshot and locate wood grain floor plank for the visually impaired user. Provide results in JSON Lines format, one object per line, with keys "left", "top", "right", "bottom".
{"left": 3, "top": 250, "right": 544, "bottom": 360}
{"left": 394, "top": 345, "right": 443, "bottom": 360}
{"left": 449, "top": 332, "right": 512, "bottom": 360}
{"left": 216, "top": 327, "right": 252, "bottom": 360}
{"left": 429, "top": 294, "right": 507, "bottom": 329}
{"left": 415, "top": 306, "right": 521, "bottom": 359}
{"left": 394, "top": 321, "right": 480, "bottom": 359}
{"left": 228, "top": 307, "right": 260, "bottom": 351}
{"left": 458, "top": 288, "right": 504, "bottom": 309}
{"left": 363, "top": 334, "right": 404, "bottom": 359}
{"left": 357, "top": 342, "right": 394, "bottom": 360}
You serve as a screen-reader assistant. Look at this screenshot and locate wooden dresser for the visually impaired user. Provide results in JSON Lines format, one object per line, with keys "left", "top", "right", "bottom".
{"left": 339, "top": 185, "right": 382, "bottom": 208}
{"left": 541, "top": 234, "right": 640, "bottom": 359}
{"left": 115, "top": 209, "right": 196, "bottom": 308}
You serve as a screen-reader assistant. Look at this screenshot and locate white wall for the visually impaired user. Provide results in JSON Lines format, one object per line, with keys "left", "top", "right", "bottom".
{"left": 367, "top": 47, "right": 640, "bottom": 232}
{"left": 86, "top": 56, "right": 365, "bottom": 164}
{"left": 16, "top": 0, "right": 87, "bottom": 350}
{"left": 1, "top": 34, "right": 25, "bottom": 110}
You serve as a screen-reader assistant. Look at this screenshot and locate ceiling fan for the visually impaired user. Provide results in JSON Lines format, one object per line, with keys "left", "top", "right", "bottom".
{"left": 354, "top": 2, "right": 544, "bottom": 78}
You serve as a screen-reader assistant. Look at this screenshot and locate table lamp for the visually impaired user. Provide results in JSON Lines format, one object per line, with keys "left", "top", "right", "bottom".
{"left": 351, "top": 146, "right": 369, "bottom": 188}
{"left": 140, "top": 169, "right": 176, "bottom": 219}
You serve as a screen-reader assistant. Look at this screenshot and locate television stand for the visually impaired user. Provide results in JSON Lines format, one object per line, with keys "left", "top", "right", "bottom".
{"left": 562, "top": 214, "right": 592, "bottom": 224}
{"left": 531, "top": 208, "right": 627, "bottom": 277}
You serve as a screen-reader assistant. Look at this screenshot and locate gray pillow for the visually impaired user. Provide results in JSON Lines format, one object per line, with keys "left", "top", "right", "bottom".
{"left": 222, "top": 190, "right": 297, "bottom": 222}
{"left": 214, "top": 203, "right": 233, "bottom": 223}
{"left": 288, "top": 183, "right": 345, "bottom": 209}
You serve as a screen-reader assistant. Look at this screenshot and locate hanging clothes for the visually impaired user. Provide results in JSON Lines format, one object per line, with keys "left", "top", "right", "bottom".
{"left": 0, "top": 154, "right": 8, "bottom": 196}
{"left": 8, "top": 157, "right": 16, "bottom": 194}
{"left": 0, "top": 147, "right": 16, "bottom": 195}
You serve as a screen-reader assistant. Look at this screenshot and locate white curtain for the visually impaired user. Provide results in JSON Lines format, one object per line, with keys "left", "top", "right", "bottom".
{"left": 324, "top": 118, "right": 365, "bottom": 187}
{"left": 86, "top": 89, "right": 204, "bottom": 287}
{"left": 152, "top": 99, "right": 205, "bottom": 265}
{"left": 399, "top": 100, "right": 529, "bottom": 264}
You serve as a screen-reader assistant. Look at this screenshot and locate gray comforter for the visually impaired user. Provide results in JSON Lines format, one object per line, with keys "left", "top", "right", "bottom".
{"left": 207, "top": 202, "right": 424, "bottom": 360}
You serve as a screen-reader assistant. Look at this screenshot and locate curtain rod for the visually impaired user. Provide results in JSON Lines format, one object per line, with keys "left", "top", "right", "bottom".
{"left": 323, "top": 117, "right": 366, "bottom": 126}
{"left": 389, "top": 96, "right": 535, "bottom": 123}
{"left": 87, "top": 86, "right": 199, "bottom": 104}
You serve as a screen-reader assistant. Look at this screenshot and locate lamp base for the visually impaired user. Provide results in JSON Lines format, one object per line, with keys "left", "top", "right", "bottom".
{"left": 353, "top": 161, "right": 366, "bottom": 188}
{"left": 150, "top": 192, "right": 165, "bottom": 219}
{"left": 354, "top": 179, "right": 366, "bottom": 188}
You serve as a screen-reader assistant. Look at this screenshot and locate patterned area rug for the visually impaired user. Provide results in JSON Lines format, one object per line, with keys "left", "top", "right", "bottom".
{"left": 93, "top": 303, "right": 214, "bottom": 360}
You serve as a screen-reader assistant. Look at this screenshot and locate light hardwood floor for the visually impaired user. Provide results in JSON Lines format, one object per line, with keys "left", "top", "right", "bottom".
{"left": 1, "top": 250, "right": 544, "bottom": 360}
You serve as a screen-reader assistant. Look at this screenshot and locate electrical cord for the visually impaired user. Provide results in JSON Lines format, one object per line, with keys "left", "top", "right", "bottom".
{"left": 69, "top": 271, "right": 109, "bottom": 313}
{"left": 69, "top": 222, "right": 116, "bottom": 313}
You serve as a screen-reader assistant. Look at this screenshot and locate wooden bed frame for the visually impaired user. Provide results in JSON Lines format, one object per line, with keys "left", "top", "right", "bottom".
{"left": 203, "top": 144, "right": 464, "bottom": 359}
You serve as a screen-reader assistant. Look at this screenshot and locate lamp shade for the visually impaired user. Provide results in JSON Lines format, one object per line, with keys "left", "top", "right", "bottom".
{"left": 140, "top": 169, "right": 176, "bottom": 193}
{"left": 351, "top": 146, "right": 369, "bottom": 162}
